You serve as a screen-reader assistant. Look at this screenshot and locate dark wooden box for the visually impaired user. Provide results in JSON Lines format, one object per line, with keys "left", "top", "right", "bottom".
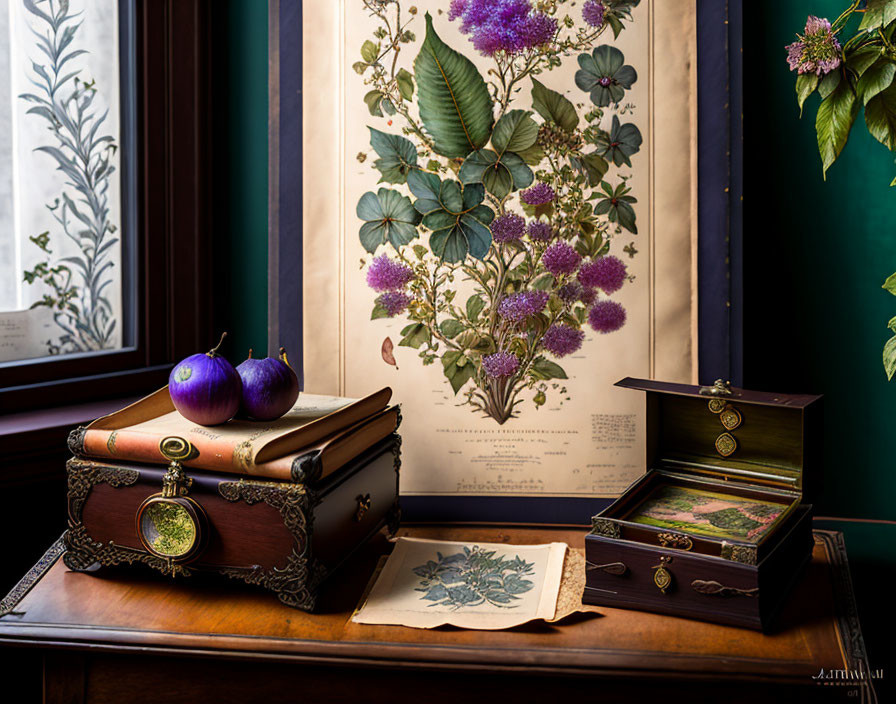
{"left": 583, "top": 378, "right": 821, "bottom": 631}
{"left": 63, "top": 434, "right": 401, "bottom": 611}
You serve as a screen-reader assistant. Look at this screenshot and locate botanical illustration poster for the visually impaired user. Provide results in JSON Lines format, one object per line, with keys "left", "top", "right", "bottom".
{"left": 302, "top": 1, "right": 698, "bottom": 497}
{"left": 352, "top": 537, "right": 567, "bottom": 628}
{"left": 0, "top": 0, "right": 124, "bottom": 362}
{"left": 628, "top": 485, "right": 790, "bottom": 543}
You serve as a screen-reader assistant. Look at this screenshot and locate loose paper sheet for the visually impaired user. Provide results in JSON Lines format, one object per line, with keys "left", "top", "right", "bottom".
{"left": 302, "top": 1, "right": 698, "bottom": 499}
{"left": 352, "top": 537, "right": 571, "bottom": 629}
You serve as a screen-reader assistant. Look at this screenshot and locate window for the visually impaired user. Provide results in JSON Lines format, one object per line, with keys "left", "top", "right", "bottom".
{"left": 0, "top": 0, "right": 135, "bottom": 364}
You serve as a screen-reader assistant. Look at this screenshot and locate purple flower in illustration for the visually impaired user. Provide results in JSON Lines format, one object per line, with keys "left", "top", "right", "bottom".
{"left": 785, "top": 16, "right": 841, "bottom": 76}
{"left": 482, "top": 351, "right": 520, "bottom": 378}
{"left": 588, "top": 300, "right": 626, "bottom": 333}
{"left": 526, "top": 220, "right": 554, "bottom": 242}
{"left": 557, "top": 281, "right": 584, "bottom": 304}
{"left": 491, "top": 212, "right": 526, "bottom": 243}
{"left": 377, "top": 291, "right": 412, "bottom": 317}
{"left": 498, "top": 290, "right": 550, "bottom": 322}
{"left": 449, "top": 0, "right": 557, "bottom": 57}
{"left": 579, "top": 286, "right": 597, "bottom": 306}
{"left": 542, "top": 241, "right": 582, "bottom": 277}
{"left": 366, "top": 254, "right": 414, "bottom": 292}
{"left": 578, "top": 255, "right": 627, "bottom": 293}
{"left": 582, "top": 0, "right": 605, "bottom": 29}
{"left": 521, "top": 182, "right": 556, "bottom": 205}
{"left": 542, "top": 325, "right": 585, "bottom": 357}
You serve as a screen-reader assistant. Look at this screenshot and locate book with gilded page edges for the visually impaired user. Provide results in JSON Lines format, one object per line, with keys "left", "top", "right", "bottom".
{"left": 71, "top": 386, "right": 395, "bottom": 482}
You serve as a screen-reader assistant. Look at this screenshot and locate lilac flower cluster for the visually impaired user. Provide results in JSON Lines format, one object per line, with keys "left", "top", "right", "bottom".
{"left": 482, "top": 351, "right": 520, "bottom": 378}
{"left": 557, "top": 281, "right": 584, "bottom": 304}
{"left": 366, "top": 254, "right": 414, "bottom": 292}
{"left": 521, "top": 182, "right": 556, "bottom": 205}
{"left": 582, "top": 0, "right": 605, "bottom": 29}
{"left": 491, "top": 212, "right": 526, "bottom": 243}
{"left": 589, "top": 300, "right": 626, "bottom": 333}
{"left": 498, "top": 290, "right": 550, "bottom": 322}
{"left": 786, "top": 16, "right": 841, "bottom": 76}
{"left": 542, "top": 325, "right": 585, "bottom": 357}
{"left": 449, "top": 0, "right": 557, "bottom": 57}
{"left": 377, "top": 291, "right": 412, "bottom": 317}
{"left": 542, "top": 241, "right": 582, "bottom": 277}
{"left": 578, "top": 255, "right": 626, "bottom": 293}
{"left": 526, "top": 220, "right": 554, "bottom": 242}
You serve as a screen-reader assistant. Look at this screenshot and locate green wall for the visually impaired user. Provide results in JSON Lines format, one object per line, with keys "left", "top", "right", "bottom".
{"left": 745, "top": 1, "right": 896, "bottom": 519}
{"left": 212, "top": 0, "right": 269, "bottom": 361}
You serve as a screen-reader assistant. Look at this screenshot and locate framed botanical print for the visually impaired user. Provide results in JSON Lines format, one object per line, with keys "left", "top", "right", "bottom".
{"left": 270, "top": 0, "right": 743, "bottom": 523}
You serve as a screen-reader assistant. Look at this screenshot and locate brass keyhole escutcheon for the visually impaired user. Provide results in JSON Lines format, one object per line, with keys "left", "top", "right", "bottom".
{"left": 355, "top": 493, "right": 372, "bottom": 522}
{"left": 652, "top": 555, "right": 673, "bottom": 594}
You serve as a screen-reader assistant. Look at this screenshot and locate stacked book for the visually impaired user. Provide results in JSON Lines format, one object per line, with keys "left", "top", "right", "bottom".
{"left": 64, "top": 386, "right": 400, "bottom": 610}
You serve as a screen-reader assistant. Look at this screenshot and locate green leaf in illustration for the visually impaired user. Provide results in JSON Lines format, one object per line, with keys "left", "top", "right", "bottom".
{"left": 865, "top": 84, "right": 896, "bottom": 148}
{"left": 368, "top": 127, "right": 417, "bottom": 184}
{"left": 491, "top": 110, "right": 539, "bottom": 154}
{"left": 815, "top": 78, "right": 858, "bottom": 178}
{"left": 593, "top": 180, "right": 638, "bottom": 234}
{"left": 859, "top": 0, "right": 896, "bottom": 30}
{"left": 458, "top": 149, "right": 534, "bottom": 199}
{"left": 396, "top": 68, "right": 415, "bottom": 100}
{"left": 575, "top": 45, "right": 637, "bottom": 107}
{"left": 399, "top": 322, "right": 431, "bottom": 348}
{"left": 371, "top": 301, "right": 390, "bottom": 320}
{"left": 439, "top": 319, "right": 465, "bottom": 338}
{"left": 795, "top": 74, "right": 819, "bottom": 115}
{"left": 858, "top": 59, "right": 896, "bottom": 105}
{"left": 884, "top": 334, "right": 896, "bottom": 380}
{"left": 466, "top": 294, "right": 485, "bottom": 321}
{"left": 414, "top": 13, "right": 494, "bottom": 158}
{"left": 361, "top": 40, "right": 379, "bottom": 64}
{"left": 408, "top": 171, "right": 495, "bottom": 263}
{"left": 530, "top": 77, "right": 579, "bottom": 133}
{"left": 356, "top": 188, "right": 421, "bottom": 253}
{"left": 595, "top": 115, "right": 642, "bottom": 167}
{"left": 882, "top": 271, "right": 896, "bottom": 295}
{"left": 516, "top": 142, "right": 546, "bottom": 165}
{"left": 569, "top": 152, "right": 609, "bottom": 187}
{"left": 363, "top": 90, "right": 386, "bottom": 117}
{"left": 528, "top": 356, "right": 568, "bottom": 380}
{"left": 441, "top": 350, "right": 475, "bottom": 394}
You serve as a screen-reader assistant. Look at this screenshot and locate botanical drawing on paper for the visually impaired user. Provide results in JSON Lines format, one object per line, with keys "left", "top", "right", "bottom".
{"left": 413, "top": 545, "right": 535, "bottom": 609}
{"left": 628, "top": 485, "right": 788, "bottom": 542}
{"left": 20, "top": 0, "right": 120, "bottom": 353}
{"left": 355, "top": 0, "right": 642, "bottom": 423}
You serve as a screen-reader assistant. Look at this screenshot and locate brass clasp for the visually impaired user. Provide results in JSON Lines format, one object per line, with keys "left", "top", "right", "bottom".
{"left": 652, "top": 555, "right": 674, "bottom": 594}
{"left": 159, "top": 436, "right": 195, "bottom": 498}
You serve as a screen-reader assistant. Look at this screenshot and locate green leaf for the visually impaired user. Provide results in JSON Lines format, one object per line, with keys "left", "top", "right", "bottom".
{"left": 529, "top": 356, "right": 568, "bottom": 380}
{"left": 531, "top": 273, "right": 554, "bottom": 290}
{"left": 371, "top": 301, "right": 390, "bottom": 320}
{"left": 441, "top": 350, "right": 474, "bottom": 393}
{"left": 795, "top": 74, "right": 819, "bottom": 115}
{"left": 363, "top": 90, "right": 385, "bottom": 117}
{"left": 361, "top": 40, "right": 378, "bottom": 63}
{"left": 531, "top": 77, "right": 579, "bottom": 132}
{"left": 846, "top": 47, "right": 883, "bottom": 78}
{"left": 595, "top": 115, "right": 642, "bottom": 167}
{"left": 884, "top": 334, "right": 896, "bottom": 380}
{"left": 414, "top": 13, "right": 494, "bottom": 158}
{"left": 575, "top": 45, "right": 637, "bottom": 107}
{"left": 466, "top": 294, "right": 485, "bottom": 320}
{"left": 858, "top": 59, "right": 896, "bottom": 105}
{"left": 516, "top": 142, "right": 545, "bottom": 165}
{"left": 859, "top": 0, "right": 896, "bottom": 30}
{"left": 883, "top": 271, "right": 896, "bottom": 294}
{"left": 816, "top": 79, "right": 859, "bottom": 178}
{"left": 399, "top": 322, "right": 431, "bottom": 348}
{"left": 491, "top": 109, "right": 539, "bottom": 154}
{"left": 357, "top": 188, "right": 421, "bottom": 252}
{"left": 429, "top": 210, "right": 494, "bottom": 262}
{"left": 439, "top": 319, "right": 465, "bottom": 338}
{"left": 368, "top": 127, "right": 418, "bottom": 184}
{"left": 415, "top": 178, "right": 495, "bottom": 263}
{"left": 458, "top": 149, "right": 534, "bottom": 199}
{"left": 818, "top": 71, "right": 841, "bottom": 100}
{"left": 888, "top": 316, "right": 896, "bottom": 332}
{"left": 396, "top": 68, "right": 414, "bottom": 100}
{"left": 865, "top": 84, "right": 896, "bottom": 150}
{"left": 569, "top": 152, "right": 609, "bottom": 186}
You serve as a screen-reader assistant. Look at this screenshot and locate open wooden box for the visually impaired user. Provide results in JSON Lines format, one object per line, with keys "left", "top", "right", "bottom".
{"left": 583, "top": 378, "right": 822, "bottom": 631}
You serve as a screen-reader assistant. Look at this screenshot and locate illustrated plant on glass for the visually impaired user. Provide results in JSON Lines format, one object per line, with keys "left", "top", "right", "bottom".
{"left": 20, "top": 0, "right": 120, "bottom": 353}
{"left": 413, "top": 546, "right": 536, "bottom": 610}
{"left": 356, "top": 0, "right": 641, "bottom": 423}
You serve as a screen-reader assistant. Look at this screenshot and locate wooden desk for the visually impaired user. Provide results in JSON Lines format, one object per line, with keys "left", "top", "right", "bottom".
{"left": 0, "top": 527, "right": 877, "bottom": 703}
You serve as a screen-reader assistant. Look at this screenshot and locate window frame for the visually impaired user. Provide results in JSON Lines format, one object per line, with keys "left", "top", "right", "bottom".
{"left": 0, "top": 0, "right": 214, "bottom": 413}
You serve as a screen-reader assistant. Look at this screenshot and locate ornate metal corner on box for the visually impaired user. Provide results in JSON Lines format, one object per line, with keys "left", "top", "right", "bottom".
{"left": 721, "top": 541, "right": 758, "bottom": 566}
{"left": 385, "top": 430, "right": 402, "bottom": 538}
{"left": 67, "top": 426, "right": 87, "bottom": 456}
{"left": 590, "top": 517, "right": 621, "bottom": 539}
{"left": 217, "top": 478, "right": 323, "bottom": 611}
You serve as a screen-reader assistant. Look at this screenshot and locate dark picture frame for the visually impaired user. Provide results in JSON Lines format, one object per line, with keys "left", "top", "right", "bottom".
{"left": 270, "top": 0, "right": 744, "bottom": 524}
